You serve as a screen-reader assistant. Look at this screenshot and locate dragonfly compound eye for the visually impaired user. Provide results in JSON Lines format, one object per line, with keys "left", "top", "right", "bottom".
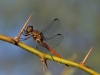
{"left": 26, "top": 26, "right": 33, "bottom": 33}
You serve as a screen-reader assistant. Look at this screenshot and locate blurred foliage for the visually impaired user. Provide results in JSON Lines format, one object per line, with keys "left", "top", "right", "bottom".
{"left": 0, "top": 0, "right": 100, "bottom": 75}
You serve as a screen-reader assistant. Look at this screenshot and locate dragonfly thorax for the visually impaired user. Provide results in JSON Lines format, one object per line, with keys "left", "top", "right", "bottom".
{"left": 31, "top": 30, "right": 43, "bottom": 42}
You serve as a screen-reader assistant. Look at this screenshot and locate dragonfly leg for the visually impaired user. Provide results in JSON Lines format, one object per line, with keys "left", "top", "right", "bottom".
{"left": 20, "top": 35, "right": 32, "bottom": 41}
{"left": 22, "top": 29, "right": 30, "bottom": 36}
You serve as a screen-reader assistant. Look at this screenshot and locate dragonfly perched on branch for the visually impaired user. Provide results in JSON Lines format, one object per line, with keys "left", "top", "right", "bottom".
{"left": 21, "top": 18, "right": 63, "bottom": 58}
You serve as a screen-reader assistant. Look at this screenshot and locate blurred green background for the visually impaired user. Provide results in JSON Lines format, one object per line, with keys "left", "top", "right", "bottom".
{"left": 0, "top": 0, "right": 100, "bottom": 75}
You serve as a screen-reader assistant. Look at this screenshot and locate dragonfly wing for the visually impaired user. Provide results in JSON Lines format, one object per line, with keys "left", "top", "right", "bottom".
{"left": 41, "top": 18, "right": 60, "bottom": 38}
{"left": 36, "top": 44, "right": 49, "bottom": 53}
{"left": 44, "top": 34, "right": 63, "bottom": 48}
{"left": 36, "top": 42, "right": 62, "bottom": 57}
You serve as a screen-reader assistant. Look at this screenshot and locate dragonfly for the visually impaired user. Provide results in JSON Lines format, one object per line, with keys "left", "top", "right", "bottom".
{"left": 21, "top": 18, "right": 63, "bottom": 58}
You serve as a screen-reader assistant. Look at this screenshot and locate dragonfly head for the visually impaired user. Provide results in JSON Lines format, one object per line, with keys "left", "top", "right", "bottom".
{"left": 26, "top": 26, "right": 33, "bottom": 33}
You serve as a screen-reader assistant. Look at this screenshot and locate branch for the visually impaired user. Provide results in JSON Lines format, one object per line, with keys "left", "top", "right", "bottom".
{"left": 0, "top": 34, "right": 100, "bottom": 75}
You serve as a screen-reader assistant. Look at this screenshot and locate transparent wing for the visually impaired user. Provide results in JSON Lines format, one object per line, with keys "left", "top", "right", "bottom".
{"left": 36, "top": 34, "right": 63, "bottom": 49}
{"left": 36, "top": 44, "right": 49, "bottom": 53}
{"left": 44, "top": 34, "right": 63, "bottom": 48}
{"left": 36, "top": 44, "right": 61, "bottom": 57}
{"left": 41, "top": 18, "right": 60, "bottom": 38}
{"left": 36, "top": 34, "right": 63, "bottom": 55}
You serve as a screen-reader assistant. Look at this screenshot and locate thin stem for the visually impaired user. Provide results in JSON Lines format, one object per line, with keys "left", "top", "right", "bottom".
{"left": 0, "top": 34, "right": 99, "bottom": 75}
{"left": 14, "top": 12, "right": 33, "bottom": 41}
{"left": 81, "top": 46, "right": 93, "bottom": 64}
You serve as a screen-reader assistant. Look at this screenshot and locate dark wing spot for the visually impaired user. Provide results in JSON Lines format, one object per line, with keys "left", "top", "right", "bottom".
{"left": 57, "top": 34, "right": 61, "bottom": 35}
{"left": 54, "top": 18, "right": 59, "bottom": 21}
